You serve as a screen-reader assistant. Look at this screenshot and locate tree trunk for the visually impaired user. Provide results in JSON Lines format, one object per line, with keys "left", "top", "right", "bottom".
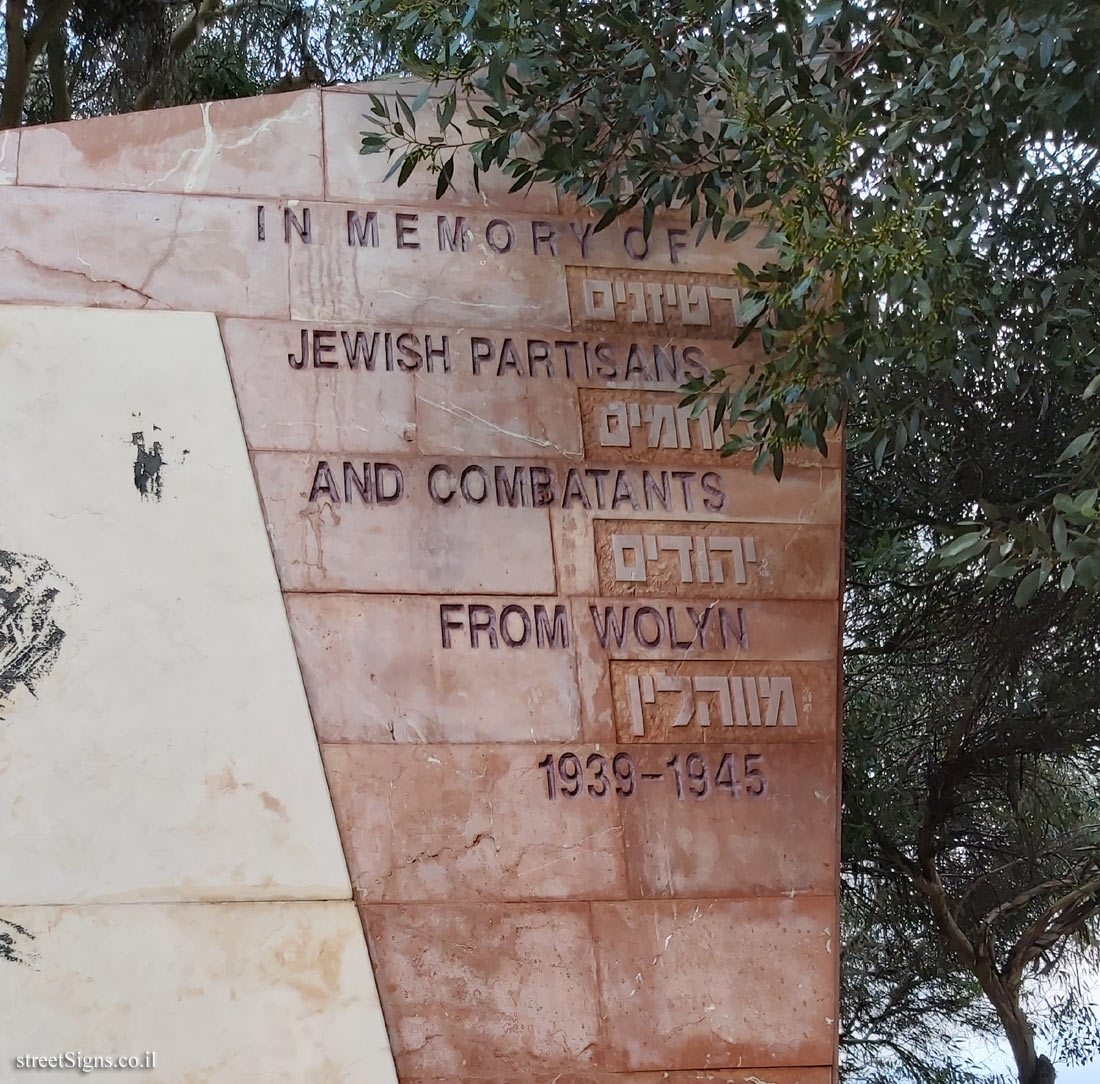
{"left": 1, "top": 0, "right": 30, "bottom": 129}
{"left": 983, "top": 977, "right": 1054, "bottom": 1084}
{"left": 47, "top": 27, "right": 70, "bottom": 122}
{"left": 1, "top": 0, "right": 75, "bottom": 129}
{"left": 1032, "top": 1056, "right": 1056, "bottom": 1084}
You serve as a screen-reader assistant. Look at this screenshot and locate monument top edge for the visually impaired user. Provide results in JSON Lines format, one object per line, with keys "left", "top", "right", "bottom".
{"left": 12, "top": 75, "right": 476, "bottom": 134}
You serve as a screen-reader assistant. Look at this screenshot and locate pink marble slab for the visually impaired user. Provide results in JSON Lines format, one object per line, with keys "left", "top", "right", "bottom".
{"left": 0, "top": 186, "right": 289, "bottom": 316}
{"left": 18, "top": 91, "right": 324, "bottom": 199}
{"left": 324, "top": 743, "right": 629, "bottom": 900}
{"left": 593, "top": 896, "right": 837, "bottom": 1069}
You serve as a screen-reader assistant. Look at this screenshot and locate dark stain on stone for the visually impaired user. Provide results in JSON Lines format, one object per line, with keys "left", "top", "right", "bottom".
{"left": 0, "top": 550, "right": 72, "bottom": 720}
{"left": 131, "top": 431, "right": 165, "bottom": 500}
{"left": 0, "top": 918, "right": 35, "bottom": 966}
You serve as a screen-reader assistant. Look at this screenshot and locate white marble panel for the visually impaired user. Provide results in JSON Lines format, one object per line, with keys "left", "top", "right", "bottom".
{"left": 0, "top": 305, "right": 349, "bottom": 904}
{"left": 0, "top": 900, "right": 398, "bottom": 1084}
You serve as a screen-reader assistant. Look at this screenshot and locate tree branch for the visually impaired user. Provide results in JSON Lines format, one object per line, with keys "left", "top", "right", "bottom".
{"left": 1003, "top": 872, "right": 1100, "bottom": 993}
{"left": 24, "top": 0, "right": 72, "bottom": 60}
{"left": 982, "top": 860, "right": 1099, "bottom": 933}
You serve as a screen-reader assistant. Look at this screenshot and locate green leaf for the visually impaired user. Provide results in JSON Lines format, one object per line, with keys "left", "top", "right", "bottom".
{"left": 383, "top": 152, "right": 407, "bottom": 182}
{"left": 708, "top": 391, "right": 727, "bottom": 431}
{"left": 435, "top": 156, "right": 455, "bottom": 199}
{"left": 1078, "top": 551, "right": 1100, "bottom": 588}
{"left": 725, "top": 219, "right": 750, "bottom": 242}
{"left": 887, "top": 270, "right": 910, "bottom": 304}
{"left": 396, "top": 93, "right": 417, "bottom": 133}
{"left": 1057, "top": 431, "right": 1095, "bottom": 463}
{"left": 1053, "top": 514, "right": 1068, "bottom": 554}
{"left": 397, "top": 154, "right": 417, "bottom": 186}
{"left": 938, "top": 532, "right": 989, "bottom": 566}
{"left": 1014, "top": 568, "right": 1043, "bottom": 607}
{"left": 1039, "top": 30, "right": 1055, "bottom": 68}
{"left": 592, "top": 205, "right": 619, "bottom": 234}
{"left": 790, "top": 274, "right": 815, "bottom": 302}
{"left": 437, "top": 93, "right": 457, "bottom": 130}
{"left": 1060, "top": 563, "right": 1076, "bottom": 592}
{"left": 873, "top": 433, "right": 888, "bottom": 469}
{"left": 736, "top": 295, "right": 768, "bottom": 325}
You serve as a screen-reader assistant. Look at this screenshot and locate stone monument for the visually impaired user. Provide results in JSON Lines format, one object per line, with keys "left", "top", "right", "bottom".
{"left": 0, "top": 82, "right": 841, "bottom": 1082}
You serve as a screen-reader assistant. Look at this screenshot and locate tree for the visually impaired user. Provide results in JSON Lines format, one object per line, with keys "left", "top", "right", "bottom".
{"left": 840, "top": 368, "right": 1100, "bottom": 1081}
{"left": 0, "top": 0, "right": 396, "bottom": 129}
{"left": 2, "top": 0, "right": 72, "bottom": 126}
{"left": 351, "top": 2, "right": 1100, "bottom": 1081}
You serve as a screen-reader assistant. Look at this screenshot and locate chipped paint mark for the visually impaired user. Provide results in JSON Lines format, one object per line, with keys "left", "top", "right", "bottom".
{"left": 131, "top": 431, "right": 165, "bottom": 500}
{"left": 0, "top": 917, "right": 35, "bottom": 966}
{"left": 0, "top": 550, "right": 74, "bottom": 719}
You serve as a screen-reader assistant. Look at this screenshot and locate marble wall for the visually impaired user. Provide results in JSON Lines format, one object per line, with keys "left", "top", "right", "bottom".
{"left": 0, "top": 83, "right": 841, "bottom": 1082}
{"left": 0, "top": 306, "right": 395, "bottom": 1081}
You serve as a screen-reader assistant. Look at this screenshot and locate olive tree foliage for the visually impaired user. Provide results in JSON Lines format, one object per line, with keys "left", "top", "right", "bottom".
{"left": 347, "top": 2, "right": 1100, "bottom": 1082}
{"left": 354, "top": 0, "right": 1100, "bottom": 599}
{"left": 0, "top": 0, "right": 395, "bottom": 129}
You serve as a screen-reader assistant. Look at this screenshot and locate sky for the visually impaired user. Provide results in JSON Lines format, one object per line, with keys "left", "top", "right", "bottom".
{"left": 1060, "top": 1064, "right": 1098, "bottom": 1082}
{"left": 968, "top": 1038, "right": 1099, "bottom": 1082}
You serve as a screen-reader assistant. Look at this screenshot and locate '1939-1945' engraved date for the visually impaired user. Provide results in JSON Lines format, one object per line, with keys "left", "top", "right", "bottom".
{"left": 537, "top": 750, "right": 767, "bottom": 801}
